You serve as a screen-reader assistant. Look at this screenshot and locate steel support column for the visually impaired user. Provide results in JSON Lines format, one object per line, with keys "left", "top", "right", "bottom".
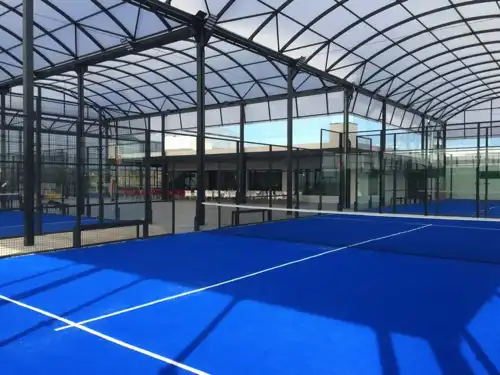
{"left": 195, "top": 27, "right": 206, "bottom": 230}
{"left": 73, "top": 65, "right": 87, "bottom": 248}
{"left": 35, "top": 87, "right": 42, "bottom": 234}
{"left": 423, "top": 117, "right": 429, "bottom": 216}
{"left": 341, "top": 88, "right": 350, "bottom": 211}
{"left": 476, "top": 123, "right": 481, "bottom": 218}
{"left": 144, "top": 117, "right": 152, "bottom": 237}
{"left": 0, "top": 91, "right": 5, "bottom": 185}
{"left": 286, "top": 65, "right": 294, "bottom": 211}
{"left": 379, "top": 101, "right": 386, "bottom": 214}
{"left": 98, "top": 111, "right": 104, "bottom": 223}
{"left": 23, "top": 0, "right": 35, "bottom": 246}
{"left": 237, "top": 104, "right": 246, "bottom": 204}
{"left": 161, "top": 115, "right": 167, "bottom": 201}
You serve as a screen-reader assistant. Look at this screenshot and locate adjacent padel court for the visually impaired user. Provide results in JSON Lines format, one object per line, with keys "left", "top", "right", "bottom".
{"left": 0, "top": 210, "right": 102, "bottom": 238}
{"left": 1, "top": 205, "right": 499, "bottom": 375}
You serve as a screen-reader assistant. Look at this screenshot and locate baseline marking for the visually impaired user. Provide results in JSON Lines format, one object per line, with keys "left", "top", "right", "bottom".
{"left": 56, "top": 224, "right": 431, "bottom": 331}
{"left": 0, "top": 294, "right": 208, "bottom": 375}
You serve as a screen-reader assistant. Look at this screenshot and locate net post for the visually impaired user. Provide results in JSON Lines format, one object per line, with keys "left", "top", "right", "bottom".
{"left": 35, "top": 87, "right": 42, "bottom": 235}
{"left": 476, "top": 122, "right": 481, "bottom": 218}
{"left": 378, "top": 101, "right": 387, "bottom": 214}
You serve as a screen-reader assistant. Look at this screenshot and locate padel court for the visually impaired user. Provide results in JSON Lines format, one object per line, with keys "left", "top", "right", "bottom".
{"left": 1, "top": 206, "right": 499, "bottom": 375}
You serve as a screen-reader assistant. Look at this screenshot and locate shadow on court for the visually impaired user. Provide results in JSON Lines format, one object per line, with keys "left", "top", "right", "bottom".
{"left": 28, "top": 229, "right": 499, "bottom": 375}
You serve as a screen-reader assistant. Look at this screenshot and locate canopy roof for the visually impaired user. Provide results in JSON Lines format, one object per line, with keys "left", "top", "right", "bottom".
{"left": 1, "top": 0, "right": 500, "bottom": 137}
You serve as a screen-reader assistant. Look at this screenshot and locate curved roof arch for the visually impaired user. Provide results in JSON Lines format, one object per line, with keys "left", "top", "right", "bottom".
{"left": 5, "top": 0, "right": 500, "bottom": 133}
{"left": 170, "top": 0, "right": 500, "bottom": 127}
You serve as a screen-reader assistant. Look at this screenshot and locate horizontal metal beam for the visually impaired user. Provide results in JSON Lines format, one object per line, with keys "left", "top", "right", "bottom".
{"left": 0, "top": 26, "right": 195, "bottom": 89}
{"left": 113, "top": 83, "right": 344, "bottom": 122}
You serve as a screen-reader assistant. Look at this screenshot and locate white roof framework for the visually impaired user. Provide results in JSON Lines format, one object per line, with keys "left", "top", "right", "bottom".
{"left": 2, "top": 0, "right": 500, "bottom": 137}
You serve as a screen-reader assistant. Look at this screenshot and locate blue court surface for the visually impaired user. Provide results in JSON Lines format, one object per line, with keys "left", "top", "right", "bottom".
{"left": 0, "top": 211, "right": 101, "bottom": 238}
{"left": 0, "top": 214, "right": 500, "bottom": 374}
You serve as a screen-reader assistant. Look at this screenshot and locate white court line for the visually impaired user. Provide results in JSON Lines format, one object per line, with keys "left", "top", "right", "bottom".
{"left": 0, "top": 219, "right": 97, "bottom": 230}
{"left": 55, "top": 223, "right": 431, "bottom": 332}
{"left": 0, "top": 294, "right": 209, "bottom": 375}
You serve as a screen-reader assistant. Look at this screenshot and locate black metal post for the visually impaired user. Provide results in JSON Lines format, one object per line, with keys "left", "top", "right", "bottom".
{"left": 195, "top": 27, "right": 206, "bottom": 231}
{"left": 268, "top": 145, "right": 273, "bottom": 220}
{"left": 424, "top": 119, "right": 429, "bottom": 216}
{"left": 74, "top": 65, "right": 87, "bottom": 248}
{"left": 161, "top": 115, "right": 167, "bottom": 201}
{"left": 476, "top": 123, "right": 481, "bottom": 218}
{"left": 449, "top": 155, "right": 454, "bottom": 200}
{"left": 286, "top": 65, "right": 294, "bottom": 212}
{"left": 144, "top": 118, "right": 152, "bottom": 237}
{"left": 379, "top": 101, "right": 387, "bottom": 214}
{"left": 237, "top": 104, "right": 246, "bottom": 204}
{"left": 392, "top": 133, "right": 397, "bottom": 213}
{"left": 114, "top": 121, "right": 119, "bottom": 220}
{"left": 485, "top": 127, "right": 489, "bottom": 217}
{"left": 98, "top": 112, "right": 104, "bottom": 223}
{"left": 23, "top": 0, "right": 35, "bottom": 246}
{"left": 35, "top": 87, "right": 42, "bottom": 234}
{"left": 217, "top": 161, "right": 221, "bottom": 228}
{"left": 104, "top": 124, "right": 110, "bottom": 200}
{"left": 170, "top": 161, "right": 176, "bottom": 234}
{"left": 442, "top": 125, "right": 447, "bottom": 198}
{"left": 342, "top": 88, "right": 350, "bottom": 210}
{"left": 0, "top": 91, "right": 5, "bottom": 187}
{"left": 354, "top": 136, "right": 359, "bottom": 211}
{"left": 85, "top": 146, "right": 91, "bottom": 217}
{"left": 319, "top": 129, "right": 323, "bottom": 210}
{"left": 294, "top": 149, "right": 299, "bottom": 217}
{"left": 436, "top": 130, "right": 441, "bottom": 214}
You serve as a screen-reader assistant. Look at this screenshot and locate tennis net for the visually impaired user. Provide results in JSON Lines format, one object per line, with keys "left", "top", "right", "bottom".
{"left": 204, "top": 202, "right": 500, "bottom": 264}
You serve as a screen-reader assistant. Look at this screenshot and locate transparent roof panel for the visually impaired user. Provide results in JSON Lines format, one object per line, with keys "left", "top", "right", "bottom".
{"left": 4, "top": 0, "right": 500, "bottom": 132}
{"left": 171, "top": 0, "right": 500, "bottom": 124}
